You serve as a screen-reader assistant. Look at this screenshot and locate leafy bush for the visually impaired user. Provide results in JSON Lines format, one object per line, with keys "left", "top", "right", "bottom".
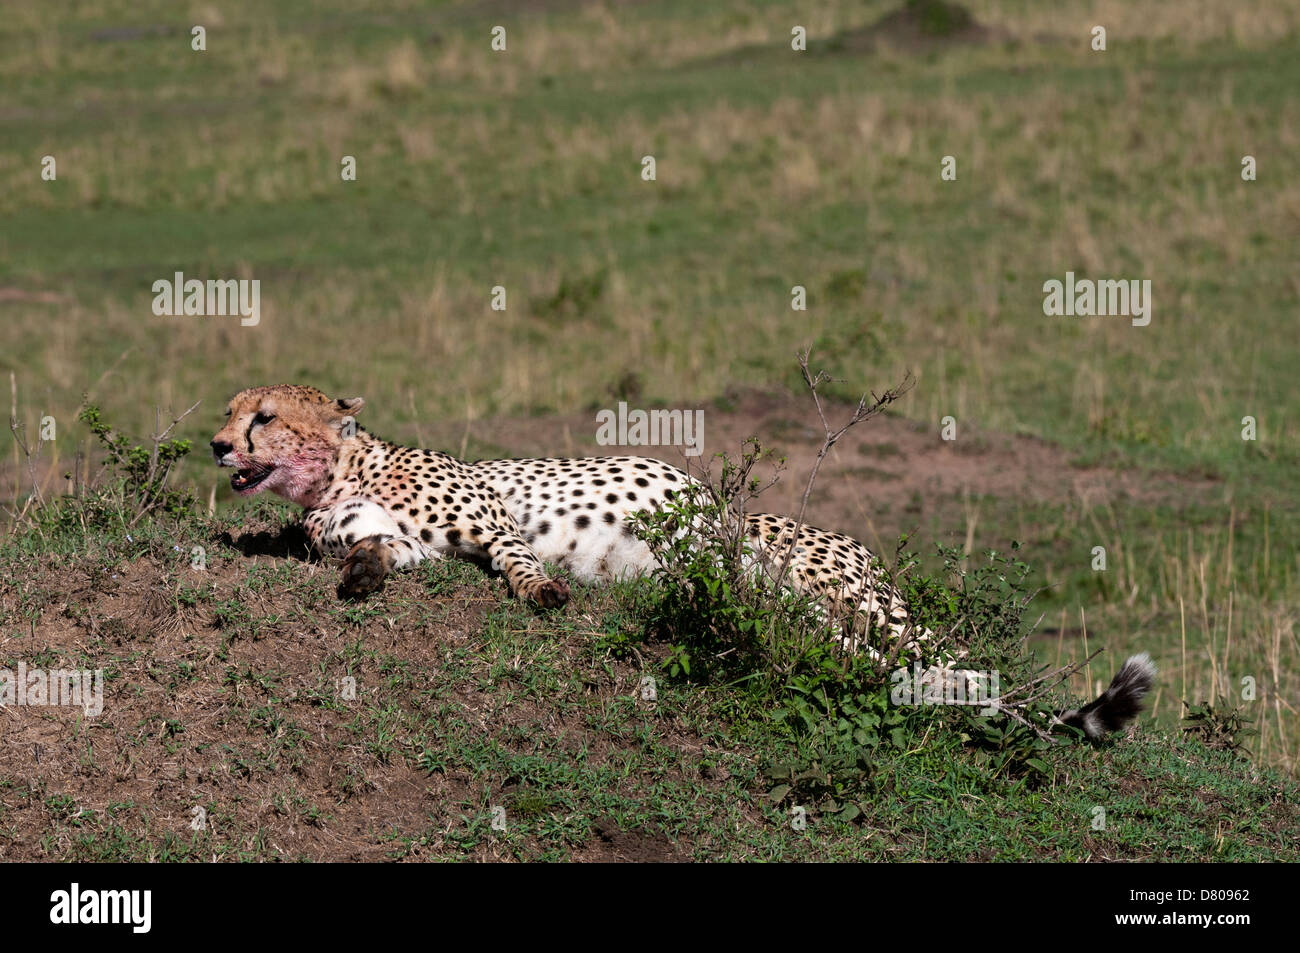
{"left": 76, "top": 403, "right": 196, "bottom": 524}
{"left": 628, "top": 446, "right": 1095, "bottom": 819}
{"left": 626, "top": 355, "right": 1151, "bottom": 817}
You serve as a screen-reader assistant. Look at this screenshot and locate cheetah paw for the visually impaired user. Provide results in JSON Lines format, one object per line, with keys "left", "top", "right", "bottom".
{"left": 531, "top": 578, "right": 570, "bottom": 609}
{"left": 338, "top": 538, "right": 390, "bottom": 599}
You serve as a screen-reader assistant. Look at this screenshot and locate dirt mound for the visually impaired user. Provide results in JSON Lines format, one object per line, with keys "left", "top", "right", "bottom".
{"left": 0, "top": 396, "right": 1265, "bottom": 862}
{"left": 832, "top": 0, "right": 992, "bottom": 52}
{"left": 0, "top": 523, "right": 487, "bottom": 860}
{"left": 0, "top": 502, "right": 733, "bottom": 861}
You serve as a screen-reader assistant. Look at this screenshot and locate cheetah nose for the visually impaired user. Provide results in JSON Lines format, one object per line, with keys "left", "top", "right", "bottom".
{"left": 211, "top": 439, "right": 234, "bottom": 460}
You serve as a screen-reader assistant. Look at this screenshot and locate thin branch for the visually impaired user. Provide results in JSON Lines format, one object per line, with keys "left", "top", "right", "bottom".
{"left": 772, "top": 349, "right": 914, "bottom": 592}
{"left": 127, "top": 400, "right": 202, "bottom": 528}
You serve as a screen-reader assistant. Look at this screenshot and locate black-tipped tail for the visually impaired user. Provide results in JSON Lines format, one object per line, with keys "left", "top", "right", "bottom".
{"left": 1059, "top": 653, "right": 1157, "bottom": 742}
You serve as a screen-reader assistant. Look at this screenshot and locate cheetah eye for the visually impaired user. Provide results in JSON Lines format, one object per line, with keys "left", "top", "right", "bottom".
{"left": 253, "top": 411, "right": 276, "bottom": 425}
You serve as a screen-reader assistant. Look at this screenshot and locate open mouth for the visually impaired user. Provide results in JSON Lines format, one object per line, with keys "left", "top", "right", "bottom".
{"left": 230, "top": 467, "right": 271, "bottom": 492}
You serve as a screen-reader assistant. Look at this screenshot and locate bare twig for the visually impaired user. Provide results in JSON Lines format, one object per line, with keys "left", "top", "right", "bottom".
{"left": 997, "top": 649, "right": 1104, "bottom": 708}
{"left": 771, "top": 349, "right": 914, "bottom": 595}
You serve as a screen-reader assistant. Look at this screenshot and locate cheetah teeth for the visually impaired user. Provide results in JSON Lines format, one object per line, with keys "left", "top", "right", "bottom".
{"left": 231, "top": 467, "right": 270, "bottom": 491}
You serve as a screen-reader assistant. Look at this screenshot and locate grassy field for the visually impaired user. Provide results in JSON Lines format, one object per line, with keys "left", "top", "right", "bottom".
{"left": 1, "top": 0, "right": 1297, "bottom": 859}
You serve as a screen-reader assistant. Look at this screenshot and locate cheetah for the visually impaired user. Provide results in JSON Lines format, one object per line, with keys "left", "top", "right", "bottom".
{"left": 210, "top": 386, "right": 907, "bottom": 626}
{"left": 211, "top": 385, "right": 1155, "bottom": 739}
{"left": 211, "top": 385, "right": 570, "bottom": 607}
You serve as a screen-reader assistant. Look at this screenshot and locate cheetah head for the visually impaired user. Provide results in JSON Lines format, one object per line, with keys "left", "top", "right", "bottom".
{"left": 211, "top": 385, "right": 364, "bottom": 506}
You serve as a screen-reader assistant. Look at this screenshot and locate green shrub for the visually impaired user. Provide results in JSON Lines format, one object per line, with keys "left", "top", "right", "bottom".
{"left": 76, "top": 403, "right": 196, "bottom": 525}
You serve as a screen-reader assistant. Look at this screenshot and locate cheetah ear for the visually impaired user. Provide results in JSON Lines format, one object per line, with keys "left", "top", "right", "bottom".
{"left": 327, "top": 396, "right": 365, "bottom": 433}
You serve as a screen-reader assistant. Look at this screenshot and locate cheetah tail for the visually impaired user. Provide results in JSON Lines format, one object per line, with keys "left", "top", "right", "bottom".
{"left": 1056, "top": 653, "right": 1157, "bottom": 742}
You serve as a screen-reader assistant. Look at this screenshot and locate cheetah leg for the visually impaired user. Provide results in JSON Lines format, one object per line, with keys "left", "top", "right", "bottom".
{"left": 310, "top": 499, "right": 437, "bottom": 598}
{"left": 480, "top": 528, "right": 570, "bottom": 608}
{"left": 337, "top": 533, "right": 434, "bottom": 598}
{"left": 311, "top": 499, "right": 565, "bottom": 606}
{"left": 338, "top": 535, "right": 394, "bottom": 598}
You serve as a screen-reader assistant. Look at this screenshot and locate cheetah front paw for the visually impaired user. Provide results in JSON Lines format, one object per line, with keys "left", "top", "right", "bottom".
{"left": 338, "top": 536, "right": 392, "bottom": 599}
{"left": 530, "top": 577, "right": 570, "bottom": 609}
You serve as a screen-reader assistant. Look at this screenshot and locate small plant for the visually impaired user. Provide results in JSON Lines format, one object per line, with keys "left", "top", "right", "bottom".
{"left": 766, "top": 669, "right": 916, "bottom": 821}
{"left": 764, "top": 745, "right": 876, "bottom": 824}
{"left": 960, "top": 710, "right": 1058, "bottom": 781}
{"left": 77, "top": 401, "right": 198, "bottom": 525}
{"left": 1183, "top": 699, "right": 1256, "bottom": 755}
{"left": 629, "top": 438, "right": 828, "bottom": 682}
{"left": 7, "top": 372, "right": 53, "bottom": 523}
